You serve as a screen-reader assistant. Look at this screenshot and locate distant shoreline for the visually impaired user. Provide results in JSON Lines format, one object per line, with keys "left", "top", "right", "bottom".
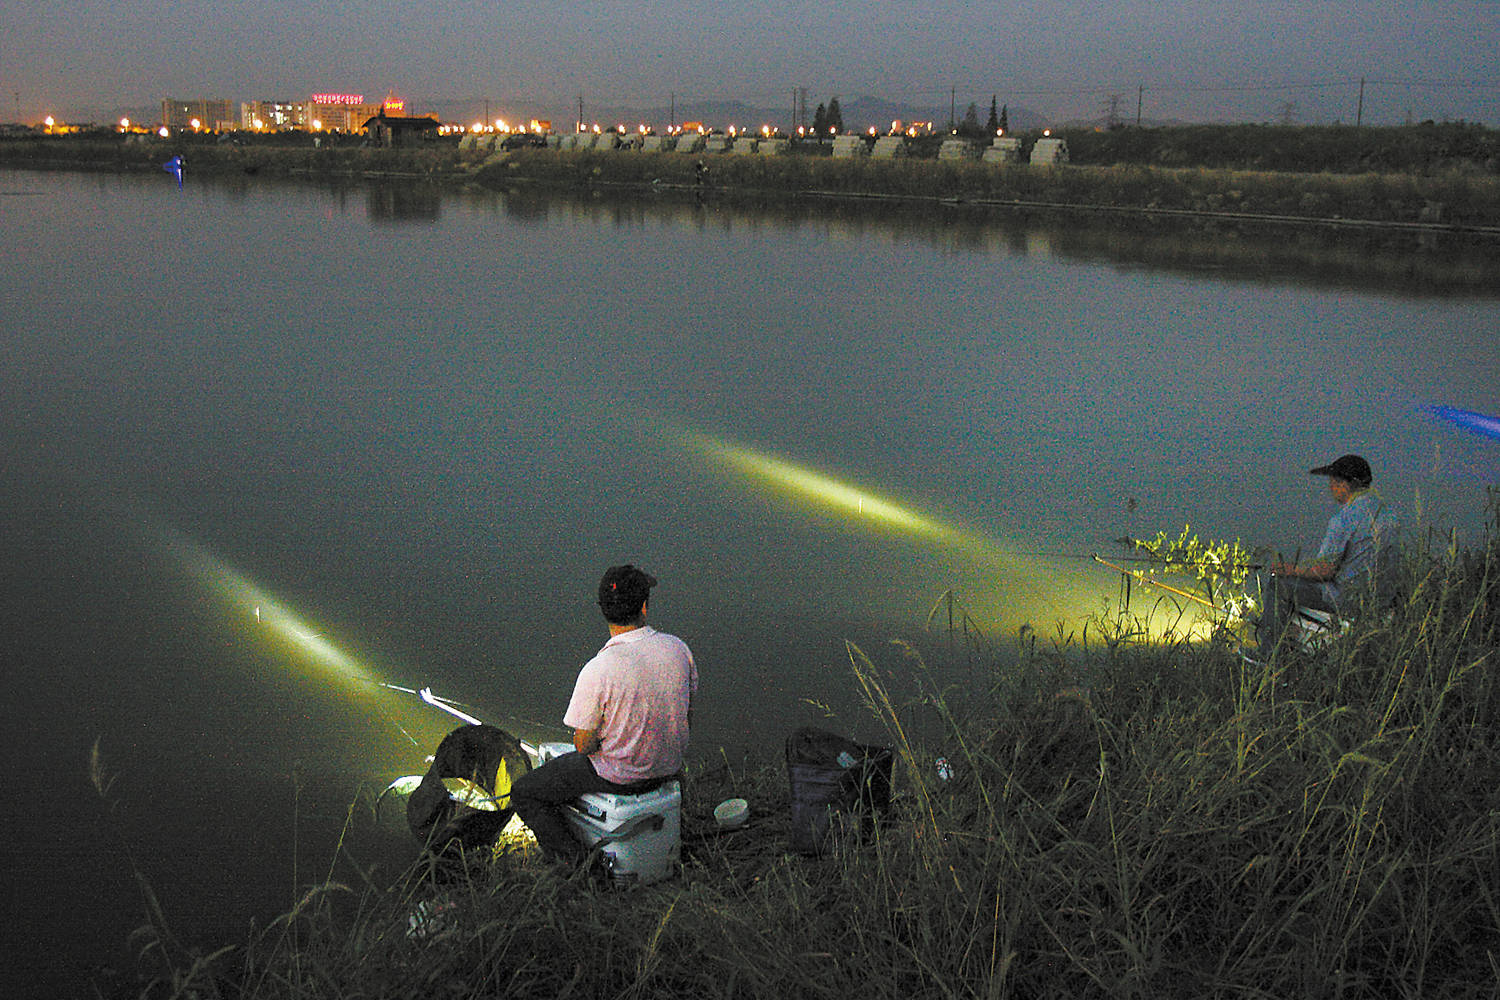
{"left": 4, "top": 131, "right": 1499, "bottom": 235}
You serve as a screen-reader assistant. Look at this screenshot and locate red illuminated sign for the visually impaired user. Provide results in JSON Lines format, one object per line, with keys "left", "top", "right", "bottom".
{"left": 310, "top": 94, "right": 365, "bottom": 105}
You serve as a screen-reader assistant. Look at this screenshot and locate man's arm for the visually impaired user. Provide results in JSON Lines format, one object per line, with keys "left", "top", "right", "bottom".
{"left": 1271, "top": 557, "right": 1338, "bottom": 581}
{"left": 573, "top": 727, "right": 601, "bottom": 755}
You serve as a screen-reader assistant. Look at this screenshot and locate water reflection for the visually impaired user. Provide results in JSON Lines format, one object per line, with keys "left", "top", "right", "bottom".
{"left": 366, "top": 182, "right": 441, "bottom": 223}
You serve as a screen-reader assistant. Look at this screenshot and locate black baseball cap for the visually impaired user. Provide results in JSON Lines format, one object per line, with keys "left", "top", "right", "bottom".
{"left": 1309, "top": 454, "right": 1372, "bottom": 486}
{"left": 598, "top": 564, "right": 657, "bottom": 619}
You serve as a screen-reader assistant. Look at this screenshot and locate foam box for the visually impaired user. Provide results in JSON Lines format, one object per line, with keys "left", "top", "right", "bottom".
{"left": 563, "top": 780, "right": 682, "bottom": 885}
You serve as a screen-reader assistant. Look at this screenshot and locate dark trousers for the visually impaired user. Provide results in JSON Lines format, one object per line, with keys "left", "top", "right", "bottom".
{"left": 511, "top": 752, "right": 654, "bottom": 862}
{"left": 1256, "top": 571, "right": 1339, "bottom": 651}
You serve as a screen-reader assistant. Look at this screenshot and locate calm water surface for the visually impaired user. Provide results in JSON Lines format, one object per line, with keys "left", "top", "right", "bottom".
{"left": 2, "top": 169, "right": 1496, "bottom": 995}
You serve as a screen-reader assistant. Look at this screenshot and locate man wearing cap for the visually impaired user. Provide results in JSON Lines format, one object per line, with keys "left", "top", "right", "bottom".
{"left": 1254, "top": 454, "right": 1398, "bottom": 652}
{"left": 510, "top": 564, "right": 697, "bottom": 865}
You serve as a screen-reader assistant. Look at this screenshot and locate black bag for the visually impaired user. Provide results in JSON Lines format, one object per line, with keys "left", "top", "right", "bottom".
{"left": 406, "top": 724, "right": 532, "bottom": 855}
{"left": 785, "top": 726, "right": 893, "bottom": 855}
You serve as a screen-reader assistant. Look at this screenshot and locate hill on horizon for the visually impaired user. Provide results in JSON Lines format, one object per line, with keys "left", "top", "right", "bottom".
{"left": 570, "top": 94, "right": 1049, "bottom": 134}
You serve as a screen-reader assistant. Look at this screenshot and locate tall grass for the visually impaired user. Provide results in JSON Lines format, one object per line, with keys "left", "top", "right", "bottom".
{"left": 102, "top": 501, "right": 1498, "bottom": 999}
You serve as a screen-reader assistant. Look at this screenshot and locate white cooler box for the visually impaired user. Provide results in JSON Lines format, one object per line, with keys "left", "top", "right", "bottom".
{"left": 563, "top": 780, "right": 682, "bottom": 885}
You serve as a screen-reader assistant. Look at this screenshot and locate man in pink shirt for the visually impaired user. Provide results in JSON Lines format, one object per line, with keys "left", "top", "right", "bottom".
{"left": 511, "top": 564, "right": 697, "bottom": 864}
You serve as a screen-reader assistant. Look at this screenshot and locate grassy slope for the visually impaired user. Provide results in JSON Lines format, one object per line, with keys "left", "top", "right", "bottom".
{"left": 109, "top": 501, "right": 1500, "bottom": 999}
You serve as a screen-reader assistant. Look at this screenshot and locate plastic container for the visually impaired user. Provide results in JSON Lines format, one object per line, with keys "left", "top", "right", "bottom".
{"left": 562, "top": 780, "right": 682, "bottom": 885}
{"left": 714, "top": 797, "right": 749, "bottom": 829}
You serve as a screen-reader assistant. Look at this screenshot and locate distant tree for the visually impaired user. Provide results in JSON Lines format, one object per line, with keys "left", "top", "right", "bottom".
{"left": 986, "top": 96, "right": 1000, "bottom": 134}
{"left": 960, "top": 102, "right": 981, "bottom": 137}
{"left": 812, "top": 103, "right": 827, "bottom": 136}
{"left": 999, "top": 103, "right": 1010, "bottom": 133}
{"left": 827, "top": 96, "right": 844, "bottom": 134}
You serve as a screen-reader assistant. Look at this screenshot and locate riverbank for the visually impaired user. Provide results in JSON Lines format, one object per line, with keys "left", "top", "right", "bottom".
{"left": 4, "top": 130, "right": 1500, "bottom": 233}
{"left": 99, "top": 513, "right": 1500, "bottom": 999}
{"left": 479, "top": 148, "right": 1500, "bottom": 234}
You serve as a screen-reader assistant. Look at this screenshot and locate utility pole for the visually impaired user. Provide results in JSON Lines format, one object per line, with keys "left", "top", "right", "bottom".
{"left": 1356, "top": 77, "right": 1365, "bottom": 127}
{"left": 1136, "top": 85, "right": 1143, "bottom": 126}
{"left": 670, "top": 92, "right": 675, "bottom": 131}
{"left": 950, "top": 86, "right": 956, "bottom": 129}
{"left": 577, "top": 93, "right": 584, "bottom": 131}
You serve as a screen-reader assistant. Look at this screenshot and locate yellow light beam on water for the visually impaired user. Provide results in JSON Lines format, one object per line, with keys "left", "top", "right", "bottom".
{"left": 677, "top": 429, "right": 1019, "bottom": 566}
{"left": 673, "top": 429, "right": 1210, "bottom": 639}
{"left": 163, "top": 530, "right": 378, "bottom": 692}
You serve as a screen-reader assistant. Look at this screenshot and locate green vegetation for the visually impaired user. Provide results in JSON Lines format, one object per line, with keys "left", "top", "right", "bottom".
{"left": 1063, "top": 122, "right": 1500, "bottom": 176}
{"left": 0, "top": 132, "right": 472, "bottom": 180}
{"left": 101, "top": 498, "right": 1500, "bottom": 999}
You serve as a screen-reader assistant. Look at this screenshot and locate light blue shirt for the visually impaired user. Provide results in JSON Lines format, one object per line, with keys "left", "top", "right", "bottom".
{"left": 1315, "top": 489, "right": 1396, "bottom": 604}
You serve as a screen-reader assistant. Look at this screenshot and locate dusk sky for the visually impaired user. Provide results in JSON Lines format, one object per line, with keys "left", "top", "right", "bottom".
{"left": 6, "top": 0, "right": 1498, "bottom": 127}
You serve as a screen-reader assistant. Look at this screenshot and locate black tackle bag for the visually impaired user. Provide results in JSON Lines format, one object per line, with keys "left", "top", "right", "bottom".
{"left": 407, "top": 724, "right": 532, "bottom": 856}
{"left": 785, "top": 726, "right": 893, "bottom": 856}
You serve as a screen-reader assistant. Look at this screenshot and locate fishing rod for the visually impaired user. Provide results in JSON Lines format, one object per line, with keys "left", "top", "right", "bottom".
{"left": 1014, "top": 549, "right": 1267, "bottom": 570}
{"left": 380, "top": 682, "right": 485, "bottom": 726}
{"left": 378, "top": 682, "right": 549, "bottom": 760}
{"left": 1007, "top": 537, "right": 1266, "bottom": 568}
{"left": 1092, "top": 554, "right": 1224, "bottom": 610}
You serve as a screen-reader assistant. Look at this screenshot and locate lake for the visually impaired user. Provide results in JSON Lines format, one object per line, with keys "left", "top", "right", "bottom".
{"left": 2, "top": 167, "right": 1496, "bottom": 996}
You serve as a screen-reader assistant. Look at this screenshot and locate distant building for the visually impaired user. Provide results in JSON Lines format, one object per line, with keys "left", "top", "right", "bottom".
{"left": 1030, "top": 136, "right": 1069, "bottom": 166}
{"left": 174, "top": 91, "right": 429, "bottom": 136}
{"left": 363, "top": 113, "right": 441, "bottom": 147}
{"left": 161, "top": 98, "right": 236, "bottom": 132}
{"left": 241, "top": 101, "right": 305, "bottom": 131}
{"left": 303, "top": 94, "right": 383, "bottom": 132}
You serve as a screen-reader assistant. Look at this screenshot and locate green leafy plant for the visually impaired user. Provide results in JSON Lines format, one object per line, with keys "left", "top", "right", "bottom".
{"left": 1129, "top": 525, "right": 1264, "bottom": 616}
